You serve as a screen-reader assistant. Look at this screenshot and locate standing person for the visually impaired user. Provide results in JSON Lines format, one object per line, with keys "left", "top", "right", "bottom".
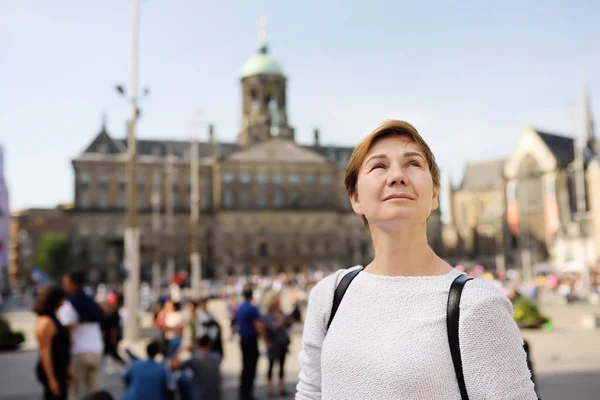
{"left": 171, "top": 335, "right": 222, "bottom": 400}
{"left": 262, "top": 293, "right": 292, "bottom": 397}
{"left": 182, "top": 300, "right": 197, "bottom": 349}
{"left": 122, "top": 341, "right": 170, "bottom": 400}
{"left": 59, "top": 270, "right": 104, "bottom": 400}
{"left": 101, "top": 296, "right": 125, "bottom": 374}
{"left": 195, "top": 297, "right": 224, "bottom": 358}
{"left": 163, "top": 301, "right": 184, "bottom": 358}
{"left": 33, "top": 285, "right": 71, "bottom": 400}
{"left": 237, "top": 286, "right": 265, "bottom": 400}
{"left": 295, "top": 120, "right": 538, "bottom": 399}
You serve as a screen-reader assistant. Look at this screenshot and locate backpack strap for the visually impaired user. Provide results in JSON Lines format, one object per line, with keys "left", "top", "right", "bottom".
{"left": 447, "top": 273, "right": 472, "bottom": 400}
{"left": 326, "top": 267, "right": 364, "bottom": 330}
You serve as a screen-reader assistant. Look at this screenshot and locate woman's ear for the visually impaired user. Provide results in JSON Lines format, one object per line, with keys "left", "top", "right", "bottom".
{"left": 431, "top": 186, "right": 439, "bottom": 211}
{"left": 350, "top": 191, "right": 364, "bottom": 215}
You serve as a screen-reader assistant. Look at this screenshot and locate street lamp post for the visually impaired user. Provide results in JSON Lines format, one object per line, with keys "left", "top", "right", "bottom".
{"left": 188, "top": 113, "right": 205, "bottom": 297}
{"left": 123, "top": 0, "right": 141, "bottom": 342}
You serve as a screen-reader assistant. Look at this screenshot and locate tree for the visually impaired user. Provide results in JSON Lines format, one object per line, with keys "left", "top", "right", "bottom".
{"left": 36, "top": 233, "right": 69, "bottom": 279}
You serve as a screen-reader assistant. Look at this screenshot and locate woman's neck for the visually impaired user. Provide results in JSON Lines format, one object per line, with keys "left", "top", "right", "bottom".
{"left": 366, "top": 224, "right": 450, "bottom": 277}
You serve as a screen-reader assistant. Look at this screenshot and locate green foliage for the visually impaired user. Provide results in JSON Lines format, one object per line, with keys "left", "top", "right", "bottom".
{"left": 36, "top": 233, "right": 70, "bottom": 279}
{"left": 513, "top": 295, "right": 550, "bottom": 329}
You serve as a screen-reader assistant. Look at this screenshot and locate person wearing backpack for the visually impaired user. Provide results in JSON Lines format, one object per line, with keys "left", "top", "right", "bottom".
{"left": 295, "top": 120, "right": 538, "bottom": 400}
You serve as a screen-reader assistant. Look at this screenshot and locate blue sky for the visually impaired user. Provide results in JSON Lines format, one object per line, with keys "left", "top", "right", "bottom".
{"left": 2, "top": 0, "right": 599, "bottom": 213}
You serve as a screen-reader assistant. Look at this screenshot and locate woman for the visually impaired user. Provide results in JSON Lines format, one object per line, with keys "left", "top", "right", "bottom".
{"left": 101, "top": 296, "right": 125, "bottom": 373}
{"left": 262, "top": 292, "right": 292, "bottom": 397}
{"left": 33, "top": 285, "right": 71, "bottom": 400}
{"left": 163, "top": 300, "right": 184, "bottom": 358}
{"left": 296, "top": 120, "right": 538, "bottom": 399}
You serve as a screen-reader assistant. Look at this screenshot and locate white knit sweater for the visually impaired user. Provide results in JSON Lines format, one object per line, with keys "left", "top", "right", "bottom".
{"left": 295, "top": 266, "right": 537, "bottom": 400}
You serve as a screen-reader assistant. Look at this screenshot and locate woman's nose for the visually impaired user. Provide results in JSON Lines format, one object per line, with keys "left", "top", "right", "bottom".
{"left": 387, "top": 165, "right": 407, "bottom": 186}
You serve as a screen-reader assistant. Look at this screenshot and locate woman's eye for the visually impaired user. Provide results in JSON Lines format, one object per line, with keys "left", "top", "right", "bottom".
{"left": 371, "top": 163, "right": 385, "bottom": 170}
{"left": 407, "top": 160, "right": 421, "bottom": 168}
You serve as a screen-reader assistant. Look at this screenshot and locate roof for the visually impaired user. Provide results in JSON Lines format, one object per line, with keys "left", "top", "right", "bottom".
{"left": 114, "top": 139, "right": 240, "bottom": 159}
{"left": 241, "top": 40, "right": 284, "bottom": 78}
{"left": 460, "top": 158, "right": 507, "bottom": 191}
{"left": 535, "top": 130, "right": 575, "bottom": 167}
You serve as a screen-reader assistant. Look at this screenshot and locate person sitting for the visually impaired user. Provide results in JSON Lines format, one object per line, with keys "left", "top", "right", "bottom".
{"left": 171, "top": 335, "right": 222, "bottom": 400}
{"left": 122, "top": 341, "right": 170, "bottom": 400}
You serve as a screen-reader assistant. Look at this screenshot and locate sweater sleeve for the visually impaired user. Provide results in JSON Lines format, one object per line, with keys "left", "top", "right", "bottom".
{"left": 459, "top": 282, "right": 538, "bottom": 399}
{"left": 295, "top": 268, "right": 351, "bottom": 400}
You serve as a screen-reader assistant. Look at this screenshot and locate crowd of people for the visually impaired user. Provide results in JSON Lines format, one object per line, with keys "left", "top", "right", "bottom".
{"left": 31, "top": 267, "right": 304, "bottom": 400}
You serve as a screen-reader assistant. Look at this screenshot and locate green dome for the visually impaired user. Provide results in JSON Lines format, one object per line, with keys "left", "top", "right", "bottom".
{"left": 241, "top": 40, "right": 285, "bottom": 78}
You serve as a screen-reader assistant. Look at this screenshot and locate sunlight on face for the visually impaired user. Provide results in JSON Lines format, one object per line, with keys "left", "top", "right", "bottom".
{"left": 350, "top": 136, "right": 438, "bottom": 231}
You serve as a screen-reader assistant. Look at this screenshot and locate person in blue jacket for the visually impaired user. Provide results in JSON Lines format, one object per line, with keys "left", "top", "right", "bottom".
{"left": 122, "top": 341, "right": 170, "bottom": 400}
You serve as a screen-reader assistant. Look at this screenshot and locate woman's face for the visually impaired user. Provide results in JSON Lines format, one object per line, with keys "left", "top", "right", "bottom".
{"left": 351, "top": 136, "right": 438, "bottom": 231}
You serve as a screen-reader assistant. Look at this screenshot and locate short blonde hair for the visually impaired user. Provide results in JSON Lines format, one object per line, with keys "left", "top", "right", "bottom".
{"left": 344, "top": 120, "right": 440, "bottom": 226}
{"left": 262, "top": 292, "right": 280, "bottom": 311}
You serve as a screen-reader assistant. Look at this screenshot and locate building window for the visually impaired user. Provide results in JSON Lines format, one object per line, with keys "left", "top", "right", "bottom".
{"left": 257, "top": 173, "right": 267, "bottom": 184}
{"left": 289, "top": 174, "right": 300, "bottom": 184}
{"left": 305, "top": 174, "right": 315, "bottom": 184}
{"left": 257, "top": 191, "right": 267, "bottom": 207}
{"left": 117, "top": 189, "right": 125, "bottom": 207}
{"left": 79, "top": 172, "right": 90, "bottom": 184}
{"left": 98, "top": 188, "right": 108, "bottom": 208}
{"left": 223, "top": 189, "right": 233, "bottom": 208}
{"left": 273, "top": 173, "right": 283, "bottom": 184}
{"left": 137, "top": 174, "right": 145, "bottom": 186}
{"left": 97, "top": 143, "right": 109, "bottom": 154}
{"left": 152, "top": 172, "right": 161, "bottom": 187}
{"left": 240, "top": 171, "right": 251, "bottom": 183}
{"left": 320, "top": 174, "right": 331, "bottom": 184}
{"left": 240, "top": 191, "right": 250, "bottom": 207}
{"left": 118, "top": 172, "right": 126, "bottom": 184}
{"left": 79, "top": 188, "right": 90, "bottom": 207}
{"left": 274, "top": 188, "right": 283, "bottom": 207}
{"left": 138, "top": 191, "right": 145, "bottom": 208}
{"left": 222, "top": 172, "right": 234, "bottom": 183}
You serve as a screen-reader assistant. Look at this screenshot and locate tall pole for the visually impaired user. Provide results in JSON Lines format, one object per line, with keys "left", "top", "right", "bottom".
{"left": 165, "top": 154, "right": 175, "bottom": 284}
{"left": 123, "top": 0, "right": 141, "bottom": 342}
{"left": 574, "top": 84, "right": 592, "bottom": 298}
{"left": 151, "top": 188, "right": 161, "bottom": 294}
{"left": 190, "top": 137, "right": 202, "bottom": 297}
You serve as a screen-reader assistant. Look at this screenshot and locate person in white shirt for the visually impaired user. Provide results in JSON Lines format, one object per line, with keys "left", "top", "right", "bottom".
{"left": 295, "top": 120, "right": 538, "bottom": 400}
{"left": 59, "top": 271, "right": 104, "bottom": 400}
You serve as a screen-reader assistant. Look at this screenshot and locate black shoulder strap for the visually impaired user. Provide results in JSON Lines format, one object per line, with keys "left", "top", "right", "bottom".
{"left": 326, "top": 267, "right": 364, "bottom": 330}
{"left": 447, "top": 273, "right": 472, "bottom": 400}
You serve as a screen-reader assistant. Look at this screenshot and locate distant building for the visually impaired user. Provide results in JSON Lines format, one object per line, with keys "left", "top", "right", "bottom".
{"left": 8, "top": 206, "right": 73, "bottom": 287}
{"left": 0, "top": 146, "right": 9, "bottom": 292}
{"left": 448, "top": 110, "right": 600, "bottom": 277}
{"left": 68, "top": 30, "right": 443, "bottom": 283}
